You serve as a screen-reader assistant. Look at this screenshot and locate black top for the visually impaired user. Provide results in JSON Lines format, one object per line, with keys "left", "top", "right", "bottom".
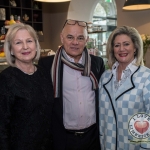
{"left": 0, "top": 66, "right": 54, "bottom": 150}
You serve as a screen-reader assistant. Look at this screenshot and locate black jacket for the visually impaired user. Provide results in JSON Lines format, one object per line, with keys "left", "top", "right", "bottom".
{"left": 38, "top": 54, "right": 105, "bottom": 150}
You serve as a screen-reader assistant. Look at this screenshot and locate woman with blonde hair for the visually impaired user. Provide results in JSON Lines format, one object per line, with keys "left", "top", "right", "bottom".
{"left": 0, "top": 23, "right": 53, "bottom": 150}
{"left": 99, "top": 26, "right": 150, "bottom": 150}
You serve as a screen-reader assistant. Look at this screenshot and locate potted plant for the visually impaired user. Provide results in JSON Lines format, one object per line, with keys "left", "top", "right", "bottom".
{"left": 141, "top": 34, "right": 150, "bottom": 62}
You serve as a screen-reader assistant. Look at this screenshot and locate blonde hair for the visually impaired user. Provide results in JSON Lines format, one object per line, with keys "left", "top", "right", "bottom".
{"left": 4, "top": 23, "right": 41, "bottom": 66}
{"left": 106, "top": 26, "right": 144, "bottom": 69}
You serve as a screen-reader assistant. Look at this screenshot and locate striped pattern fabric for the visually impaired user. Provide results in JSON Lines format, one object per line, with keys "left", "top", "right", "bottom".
{"left": 51, "top": 45, "right": 98, "bottom": 98}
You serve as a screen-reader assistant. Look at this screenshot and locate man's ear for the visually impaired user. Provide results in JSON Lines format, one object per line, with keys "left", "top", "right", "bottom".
{"left": 85, "top": 36, "right": 89, "bottom": 45}
{"left": 60, "top": 33, "right": 63, "bottom": 44}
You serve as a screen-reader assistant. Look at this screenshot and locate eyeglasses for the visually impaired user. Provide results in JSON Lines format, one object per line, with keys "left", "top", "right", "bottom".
{"left": 62, "top": 19, "right": 87, "bottom": 29}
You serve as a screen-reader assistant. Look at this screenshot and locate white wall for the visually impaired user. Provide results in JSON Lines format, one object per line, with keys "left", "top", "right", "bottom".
{"left": 116, "top": 0, "right": 150, "bottom": 35}
{"left": 67, "top": 0, "right": 100, "bottom": 22}
{"left": 67, "top": 0, "right": 150, "bottom": 35}
{"left": 40, "top": 2, "right": 70, "bottom": 50}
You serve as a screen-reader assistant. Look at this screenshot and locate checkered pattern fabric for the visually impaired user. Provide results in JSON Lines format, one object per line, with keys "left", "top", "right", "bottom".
{"left": 99, "top": 66, "right": 150, "bottom": 150}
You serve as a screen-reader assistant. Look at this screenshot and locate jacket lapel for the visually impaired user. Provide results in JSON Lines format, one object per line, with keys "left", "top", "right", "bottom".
{"left": 115, "top": 77, "right": 134, "bottom": 100}
{"left": 115, "top": 66, "right": 140, "bottom": 100}
{"left": 104, "top": 74, "right": 117, "bottom": 110}
{"left": 104, "top": 66, "right": 140, "bottom": 101}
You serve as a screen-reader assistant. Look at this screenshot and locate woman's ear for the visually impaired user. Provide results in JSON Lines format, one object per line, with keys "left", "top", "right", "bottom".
{"left": 11, "top": 51, "right": 14, "bottom": 55}
{"left": 134, "top": 48, "right": 137, "bottom": 55}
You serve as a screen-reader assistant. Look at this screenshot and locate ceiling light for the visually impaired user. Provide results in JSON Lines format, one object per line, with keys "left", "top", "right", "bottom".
{"left": 34, "top": 0, "right": 71, "bottom": 2}
{"left": 123, "top": 0, "right": 150, "bottom": 10}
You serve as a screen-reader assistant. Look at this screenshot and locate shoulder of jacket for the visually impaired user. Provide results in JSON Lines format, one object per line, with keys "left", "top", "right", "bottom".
{"left": 134, "top": 66, "right": 150, "bottom": 79}
{"left": 40, "top": 55, "right": 54, "bottom": 61}
{"left": 38, "top": 55, "right": 54, "bottom": 65}
{"left": 0, "top": 66, "right": 13, "bottom": 75}
{"left": 90, "top": 54, "right": 103, "bottom": 60}
{"left": 101, "top": 69, "right": 112, "bottom": 79}
{"left": 139, "top": 65, "right": 150, "bottom": 72}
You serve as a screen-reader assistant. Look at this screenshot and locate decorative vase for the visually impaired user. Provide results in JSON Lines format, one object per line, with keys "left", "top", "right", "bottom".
{"left": 10, "top": 0, "right": 17, "bottom": 7}
{"left": 23, "top": 14, "right": 29, "bottom": 21}
{"left": 9, "top": 15, "right": 16, "bottom": 25}
{"left": 33, "top": 14, "right": 38, "bottom": 22}
{"left": 33, "top": 2, "right": 39, "bottom": 9}
{"left": 0, "top": 8, "right": 6, "bottom": 20}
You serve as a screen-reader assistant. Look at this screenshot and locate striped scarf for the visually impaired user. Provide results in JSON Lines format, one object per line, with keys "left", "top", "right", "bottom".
{"left": 51, "top": 45, "right": 98, "bottom": 98}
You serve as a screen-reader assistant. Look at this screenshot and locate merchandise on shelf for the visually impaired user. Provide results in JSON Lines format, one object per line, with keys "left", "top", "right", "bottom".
{"left": 10, "top": 0, "right": 17, "bottom": 7}
{"left": 9, "top": 15, "right": 16, "bottom": 25}
{"left": 23, "top": 14, "right": 29, "bottom": 21}
{"left": 0, "top": 0, "right": 43, "bottom": 42}
{"left": 0, "top": 8, "right": 6, "bottom": 20}
{"left": 0, "top": 44, "right": 5, "bottom": 57}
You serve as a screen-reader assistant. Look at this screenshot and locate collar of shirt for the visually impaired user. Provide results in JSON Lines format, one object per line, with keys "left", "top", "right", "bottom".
{"left": 64, "top": 50, "right": 83, "bottom": 64}
{"left": 112, "top": 58, "right": 138, "bottom": 80}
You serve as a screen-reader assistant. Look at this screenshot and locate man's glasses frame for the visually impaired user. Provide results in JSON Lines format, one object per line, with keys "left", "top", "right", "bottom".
{"left": 62, "top": 19, "right": 88, "bottom": 29}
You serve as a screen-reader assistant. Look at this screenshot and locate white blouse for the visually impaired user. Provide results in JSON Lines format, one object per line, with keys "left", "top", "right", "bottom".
{"left": 112, "top": 59, "right": 138, "bottom": 91}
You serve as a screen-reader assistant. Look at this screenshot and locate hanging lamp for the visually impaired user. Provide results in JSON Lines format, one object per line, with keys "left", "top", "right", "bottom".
{"left": 123, "top": 0, "right": 150, "bottom": 10}
{"left": 34, "top": 0, "right": 71, "bottom": 2}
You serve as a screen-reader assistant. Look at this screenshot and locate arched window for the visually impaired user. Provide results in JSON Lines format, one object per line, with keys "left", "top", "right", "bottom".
{"left": 88, "top": 0, "right": 117, "bottom": 67}
{"left": 92, "top": 0, "right": 117, "bottom": 35}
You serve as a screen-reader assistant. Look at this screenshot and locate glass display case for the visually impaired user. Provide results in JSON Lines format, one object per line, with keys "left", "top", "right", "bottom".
{"left": 0, "top": 40, "right": 8, "bottom": 72}
{"left": 87, "top": 31, "right": 108, "bottom": 68}
{"left": 88, "top": 31, "right": 107, "bottom": 56}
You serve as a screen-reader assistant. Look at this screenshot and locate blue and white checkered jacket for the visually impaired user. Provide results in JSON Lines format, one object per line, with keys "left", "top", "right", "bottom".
{"left": 99, "top": 65, "right": 150, "bottom": 150}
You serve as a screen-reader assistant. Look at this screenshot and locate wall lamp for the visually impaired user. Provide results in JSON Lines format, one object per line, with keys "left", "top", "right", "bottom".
{"left": 123, "top": 0, "right": 150, "bottom": 10}
{"left": 34, "top": 0, "right": 71, "bottom": 2}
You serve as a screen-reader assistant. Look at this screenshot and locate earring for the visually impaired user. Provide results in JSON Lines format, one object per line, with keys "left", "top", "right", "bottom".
{"left": 11, "top": 51, "right": 14, "bottom": 55}
{"left": 134, "top": 51, "right": 136, "bottom": 55}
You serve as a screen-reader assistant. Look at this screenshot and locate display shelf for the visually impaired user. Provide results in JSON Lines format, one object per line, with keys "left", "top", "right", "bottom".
{"left": 0, "top": 0, "right": 43, "bottom": 37}
{"left": 0, "top": 40, "right": 5, "bottom": 42}
{"left": 88, "top": 30, "right": 106, "bottom": 34}
{"left": 0, "top": 61, "right": 9, "bottom": 73}
{"left": 0, "top": 57, "right": 6, "bottom": 62}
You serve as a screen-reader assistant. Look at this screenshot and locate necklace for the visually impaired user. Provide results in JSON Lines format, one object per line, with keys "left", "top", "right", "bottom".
{"left": 15, "top": 65, "right": 37, "bottom": 75}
